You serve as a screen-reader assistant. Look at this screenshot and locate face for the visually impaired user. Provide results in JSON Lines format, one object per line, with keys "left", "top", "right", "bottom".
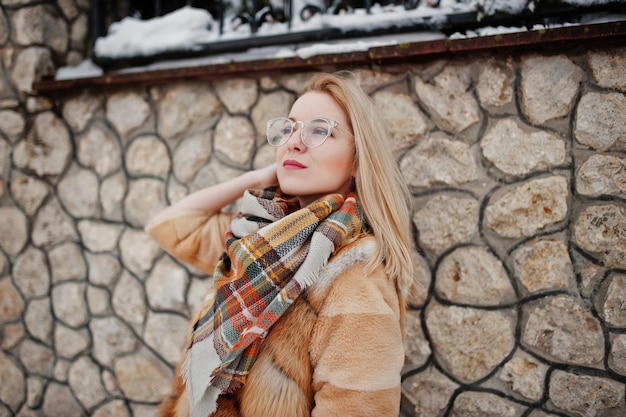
{"left": 275, "top": 91, "right": 356, "bottom": 207}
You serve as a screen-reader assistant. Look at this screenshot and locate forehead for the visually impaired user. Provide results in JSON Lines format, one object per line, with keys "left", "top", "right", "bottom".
{"left": 289, "top": 91, "right": 348, "bottom": 124}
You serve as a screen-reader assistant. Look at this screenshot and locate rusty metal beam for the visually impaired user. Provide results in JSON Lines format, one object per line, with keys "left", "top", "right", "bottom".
{"left": 33, "top": 20, "right": 626, "bottom": 94}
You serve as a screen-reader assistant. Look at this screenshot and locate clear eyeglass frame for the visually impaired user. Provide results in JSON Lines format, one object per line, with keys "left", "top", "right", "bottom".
{"left": 266, "top": 117, "right": 350, "bottom": 148}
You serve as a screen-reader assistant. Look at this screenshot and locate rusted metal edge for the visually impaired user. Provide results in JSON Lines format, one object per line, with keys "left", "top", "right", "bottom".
{"left": 33, "top": 20, "right": 625, "bottom": 94}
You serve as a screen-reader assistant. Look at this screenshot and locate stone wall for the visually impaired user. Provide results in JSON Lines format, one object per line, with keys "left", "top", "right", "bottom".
{"left": 1, "top": 1, "right": 626, "bottom": 416}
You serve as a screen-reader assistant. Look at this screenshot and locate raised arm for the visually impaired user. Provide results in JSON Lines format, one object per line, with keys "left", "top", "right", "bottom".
{"left": 148, "top": 164, "right": 277, "bottom": 226}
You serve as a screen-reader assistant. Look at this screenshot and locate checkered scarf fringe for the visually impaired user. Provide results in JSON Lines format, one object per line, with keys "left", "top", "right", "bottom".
{"left": 182, "top": 187, "right": 363, "bottom": 417}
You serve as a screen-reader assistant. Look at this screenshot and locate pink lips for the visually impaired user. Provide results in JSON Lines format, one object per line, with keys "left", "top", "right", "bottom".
{"left": 283, "top": 159, "right": 306, "bottom": 169}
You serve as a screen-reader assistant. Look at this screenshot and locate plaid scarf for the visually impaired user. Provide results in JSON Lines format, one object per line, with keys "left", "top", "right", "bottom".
{"left": 183, "top": 187, "right": 363, "bottom": 417}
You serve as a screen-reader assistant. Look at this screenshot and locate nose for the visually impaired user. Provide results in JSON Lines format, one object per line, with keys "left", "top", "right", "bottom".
{"left": 286, "top": 122, "right": 305, "bottom": 150}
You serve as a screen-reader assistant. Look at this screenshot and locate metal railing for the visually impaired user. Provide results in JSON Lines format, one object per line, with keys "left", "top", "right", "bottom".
{"left": 90, "top": 0, "right": 626, "bottom": 70}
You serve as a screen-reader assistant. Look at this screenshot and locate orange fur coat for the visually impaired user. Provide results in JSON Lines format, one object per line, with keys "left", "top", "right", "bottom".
{"left": 146, "top": 210, "right": 406, "bottom": 417}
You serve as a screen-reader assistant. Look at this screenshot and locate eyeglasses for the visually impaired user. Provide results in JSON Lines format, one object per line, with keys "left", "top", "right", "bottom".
{"left": 266, "top": 117, "right": 351, "bottom": 148}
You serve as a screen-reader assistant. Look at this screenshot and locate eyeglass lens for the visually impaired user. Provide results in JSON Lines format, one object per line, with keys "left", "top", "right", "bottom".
{"left": 267, "top": 118, "right": 334, "bottom": 147}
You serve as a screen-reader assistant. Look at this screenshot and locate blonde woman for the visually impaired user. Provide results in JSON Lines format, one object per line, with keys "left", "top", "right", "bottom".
{"left": 146, "top": 71, "right": 415, "bottom": 417}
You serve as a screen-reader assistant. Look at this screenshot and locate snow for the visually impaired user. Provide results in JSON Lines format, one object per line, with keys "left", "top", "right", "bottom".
{"left": 55, "top": 0, "right": 626, "bottom": 81}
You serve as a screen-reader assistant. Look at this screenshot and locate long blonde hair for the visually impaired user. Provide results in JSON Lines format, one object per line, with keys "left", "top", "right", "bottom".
{"left": 304, "top": 71, "right": 415, "bottom": 294}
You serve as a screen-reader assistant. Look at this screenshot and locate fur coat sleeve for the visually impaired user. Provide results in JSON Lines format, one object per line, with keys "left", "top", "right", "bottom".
{"left": 307, "top": 237, "right": 406, "bottom": 417}
{"left": 144, "top": 210, "right": 233, "bottom": 274}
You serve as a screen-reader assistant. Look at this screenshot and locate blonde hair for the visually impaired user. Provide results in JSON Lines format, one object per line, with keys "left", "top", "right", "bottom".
{"left": 304, "top": 71, "right": 415, "bottom": 294}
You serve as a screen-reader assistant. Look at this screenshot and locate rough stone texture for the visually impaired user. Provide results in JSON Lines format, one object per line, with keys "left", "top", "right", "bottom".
{"left": 86, "top": 285, "right": 111, "bottom": 317}
{"left": 90, "top": 316, "right": 139, "bottom": 368}
{"left": 588, "top": 47, "right": 626, "bottom": 90}
{"left": 449, "top": 391, "right": 523, "bottom": 417}
{"left": 48, "top": 242, "right": 87, "bottom": 282}
{"left": 144, "top": 311, "right": 188, "bottom": 365}
{"left": 215, "top": 77, "right": 258, "bottom": 114}
{"left": 124, "top": 178, "right": 168, "bottom": 228}
{"left": 573, "top": 204, "right": 626, "bottom": 270}
{"left": 549, "top": 371, "right": 625, "bottom": 417}
{"left": 0, "top": 138, "right": 10, "bottom": 185}
{"left": 125, "top": 135, "right": 170, "bottom": 178}
{"left": 0, "top": 278, "right": 24, "bottom": 325}
{"left": 601, "top": 273, "right": 626, "bottom": 328}
{"left": 13, "top": 111, "right": 71, "bottom": 176}
{"left": 92, "top": 400, "right": 132, "bottom": 417}
{"left": 476, "top": 59, "right": 514, "bottom": 108}
{"left": 251, "top": 91, "right": 295, "bottom": 143}
{"left": 51, "top": 282, "right": 88, "bottom": 328}
{"left": 31, "top": 198, "right": 78, "bottom": 247}
{"left": 155, "top": 82, "right": 221, "bottom": 141}
{"left": 0, "top": 351, "right": 26, "bottom": 411}
{"left": 100, "top": 171, "right": 127, "bottom": 222}
{"left": 77, "top": 122, "right": 123, "bottom": 177}
{"left": 575, "top": 154, "right": 626, "bottom": 198}
{"left": 145, "top": 256, "right": 189, "bottom": 312}
{"left": 425, "top": 302, "right": 516, "bottom": 382}
{"left": 24, "top": 297, "right": 52, "bottom": 343}
{"left": 112, "top": 271, "right": 146, "bottom": 330}
{"left": 373, "top": 91, "right": 428, "bottom": 155}
{"left": 610, "top": 334, "right": 626, "bottom": 376}
{"left": 401, "top": 132, "right": 478, "bottom": 189}
{"left": 68, "top": 356, "right": 108, "bottom": 409}
{"left": 114, "top": 348, "right": 172, "bottom": 403}
{"left": 214, "top": 115, "right": 256, "bottom": 168}
{"left": 0, "top": 207, "right": 28, "bottom": 256}
{"left": 0, "top": 7, "right": 8, "bottom": 45}
{"left": 574, "top": 91, "right": 626, "bottom": 151}
{"left": 1, "top": 322, "right": 24, "bottom": 351}
{"left": 520, "top": 54, "right": 583, "bottom": 125}
{"left": 19, "top": 338, "right": 54, "bottom": 376}
{"left": 55, "top": 324, "right": 90, "bottom": 359}
{"left": 413, "top": 64, "right": 481, "bottom": 135}
{"left": 403, "top": 310, "right": 431, "bottom": 369}
{"left": 10, "top": 47, "right": 55, "bottom": 94}
{"left": 119, "top": 228, "right": 162, "bottom": 279}
{"left": 484, "top": 176, "right": 569, "bottom": 238}
{"left": 78, "top": 220, "right": 123, "bottom": 253}
{"left": 522, "top": 295, "right": 604, "bottom": 366}
{"left": 86, "top": 252, "right": 122, "bottom": 287}
{"left": 63, "top": 91, "right": 101, "bottom": 132}
{"left": 10, "top": 174, "right": 49, "bottom": 216}
{"left": 481, "top": 118, "right": 566, "bottom": 177}
{"left": 12, "top": 6, "right": 68, "bottom": 54}
{"left": 106, "top": 91, "right": 150, "bottom": 137}
{"left": 26, "top": 375, "right": 44, "bottom": 409}
{"left": 57, "top": 164, "right": 100, "bottom": 218}
{"left": 41, "top": 383, "right": 83, "bottom": 417}
{"left": 0, "top": 109, "right": 25, "bottom": 139}
{"left": 402, "top": 367, "right": 459, "bottom": 417}
{"left": 13, "top": 246, "right": 50, "bottom": 299}
{"left": 435, "top": 246, "right": 515, "bottom": 306}
{"left": 172, "top": 131, "right": 213, "bottom": 183}
{"left": 498, "top": 350, "right": 549, "bottom": 401}
{"left": 510, "top": 238, "right": 574, "bottom": 294}
{"left": 412, "top": 193, "right": 479, "bottom": 256}
{"left": 2, "top": 12, "right": 625, "bottom": 417}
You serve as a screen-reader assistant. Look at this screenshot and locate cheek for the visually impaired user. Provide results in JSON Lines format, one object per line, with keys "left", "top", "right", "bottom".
{"left": 326, "top": 152, "right": 355, "bottom": 177}
{"left": 275, "top": 147, "right": 286, "bottom": 163}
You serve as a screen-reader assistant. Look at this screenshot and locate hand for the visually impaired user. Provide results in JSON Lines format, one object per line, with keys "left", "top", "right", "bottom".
{"left": 147, "top": 164, "right": 278, "bottom": 226}
{"left": 254, "top": 163, "right": 278, "bottom": 189}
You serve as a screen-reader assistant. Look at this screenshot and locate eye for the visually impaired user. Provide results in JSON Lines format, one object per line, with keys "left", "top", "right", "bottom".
{"left": 312, "top": 126, "right": 330, "bottom": 136}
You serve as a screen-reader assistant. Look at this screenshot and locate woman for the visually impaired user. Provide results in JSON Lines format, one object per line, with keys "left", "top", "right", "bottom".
{"left": 146, "top": 71, "right": 415, "bottom": 417}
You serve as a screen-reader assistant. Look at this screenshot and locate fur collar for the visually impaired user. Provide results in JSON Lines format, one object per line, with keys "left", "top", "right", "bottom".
{"left": 309, "top": 236, "right": 378, "bottom": 297}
